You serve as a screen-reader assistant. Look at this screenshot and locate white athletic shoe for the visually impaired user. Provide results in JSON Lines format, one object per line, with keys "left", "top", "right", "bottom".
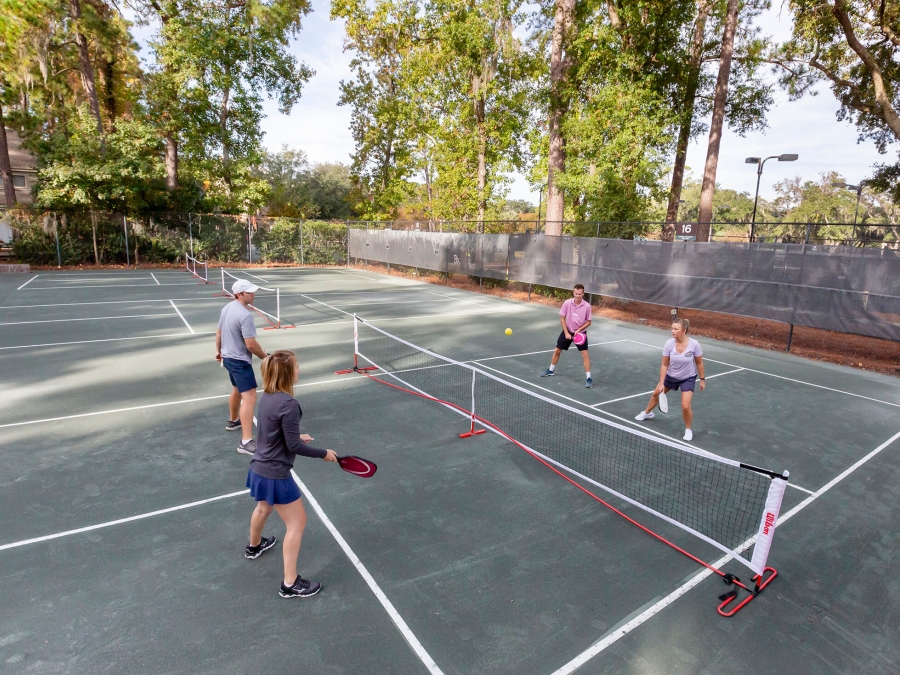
{"left": 683, "top": 429, "right": 693, "bottom": 441}
{"left": 635, "top": 411, "right": 654, "bottom": 421}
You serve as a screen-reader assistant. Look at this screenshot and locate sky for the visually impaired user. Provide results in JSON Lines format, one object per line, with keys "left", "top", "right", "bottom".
{"left": 132, "top": 1, "right": 890, "bottom": 204}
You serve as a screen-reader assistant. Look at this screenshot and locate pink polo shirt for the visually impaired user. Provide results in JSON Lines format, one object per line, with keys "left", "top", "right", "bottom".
{"left": 560, "top": 298, "right": 592, "bottom": 333}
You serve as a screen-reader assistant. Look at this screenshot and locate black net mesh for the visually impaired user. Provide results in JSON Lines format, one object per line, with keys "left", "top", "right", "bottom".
{"left": 355, "top": 319, "right": 786, "bottom": 570}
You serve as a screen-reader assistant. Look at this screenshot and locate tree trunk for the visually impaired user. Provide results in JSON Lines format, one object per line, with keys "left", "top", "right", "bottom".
{"left": 68, "top": 0, "right": 105, "bottom": 141}
{"left": 0, "top": 104, "right": 17, "bottom": 206}
{"left": 220, "top": 84, "right": 231, "bottom": 185}
{"left": 165, "top": 131, "right": 178, "bottom": 191}
{"left": 696, "top": 0, "right": 739, "bottom": 241}
{"left": 545, "top": 0, "right": 576, "bottom": 236}
{"left": 90, "top": 210, "right": 99, "bottom": 265}
{"left": 664, "top": 0, "right": 712, "bottom": 240}
{"left": 475, "top": 93, "right": 487, "bottom": 234}
{"left": 103, "top": 58, "right": 117, "bottom": 126}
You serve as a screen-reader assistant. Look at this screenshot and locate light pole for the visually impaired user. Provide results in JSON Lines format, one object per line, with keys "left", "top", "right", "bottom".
{"left": 745, "top": 153, "right": 798, "bottom": 242}
{"left": 831, "top": 180, "right": 871, "bottom": 224}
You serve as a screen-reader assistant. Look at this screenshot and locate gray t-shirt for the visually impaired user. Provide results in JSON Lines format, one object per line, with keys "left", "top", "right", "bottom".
{"left": 663, "top": 337, "right": 702, "bottom": 380}
{"left": 218, "top": 300, "right": 256, "bottom": 362}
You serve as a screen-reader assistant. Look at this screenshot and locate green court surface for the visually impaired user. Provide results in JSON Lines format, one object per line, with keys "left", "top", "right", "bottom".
{"left": 2, "top": 266, "right": 899, "bottom": 675}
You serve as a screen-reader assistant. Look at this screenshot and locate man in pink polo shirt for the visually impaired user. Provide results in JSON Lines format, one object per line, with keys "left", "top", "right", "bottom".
{"left": 540, "top": 284, "right": 594, "bottom": 388}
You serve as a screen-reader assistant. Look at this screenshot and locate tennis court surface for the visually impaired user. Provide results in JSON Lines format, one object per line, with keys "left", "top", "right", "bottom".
{"left": 2, "top": 266, "right": 899, "bottom": 675}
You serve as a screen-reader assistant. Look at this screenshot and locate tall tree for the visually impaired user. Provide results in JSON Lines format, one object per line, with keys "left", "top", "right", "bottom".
{"left": 544, "top": 0, "right": 576, "bottom": 235}
{"left": 777, "top": 0, "right": 900, "bottom": 202}
{"left": 696, "top": 0, "right": 740, "bottom": 239}
{"left": 664, "top": 0, "right": 713, "bottom": 233}
{"left": 68, "top": 0, "right": 105, "bottom": 141}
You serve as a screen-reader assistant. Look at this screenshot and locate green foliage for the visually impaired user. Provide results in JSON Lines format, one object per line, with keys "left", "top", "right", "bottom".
{"left": 34, "top": 106, "right": 164, "bottom": 211}
{"left": 258, "top": 147, "right": 355, "bottom": 219}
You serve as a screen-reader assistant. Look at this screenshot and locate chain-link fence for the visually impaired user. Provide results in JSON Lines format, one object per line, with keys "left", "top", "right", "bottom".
{"left": 3, "top": 209, "right": 351, "bottom": 267}
{"left": 350, "top": 219, "right": 900, "bottom": 248}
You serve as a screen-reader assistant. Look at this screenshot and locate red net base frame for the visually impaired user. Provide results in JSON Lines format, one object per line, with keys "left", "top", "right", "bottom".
{"left": 335, "top": 354, "right": 379, "bottom": 375}
{"left": 716, "top": 567, "right": 778, "bottom": 617}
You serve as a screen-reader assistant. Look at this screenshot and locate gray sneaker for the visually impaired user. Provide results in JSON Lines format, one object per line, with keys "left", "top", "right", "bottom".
{"left": 236, "top": 439, "right": 257, "bottom": 456}
{"left": 539, "top": 368, "right": 555, "bottom": 377}
{"left": 226, "top": 419, "right": 241, "bottom": 432}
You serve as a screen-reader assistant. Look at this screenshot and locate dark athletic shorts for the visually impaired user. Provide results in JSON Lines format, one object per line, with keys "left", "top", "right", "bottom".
{"left": 663, "top": 374, "right": 696, "bottom": 392}
{"left": 556, "top": 331, "right": 589, "bottom": 352}
{"left": 223, "top": 357, "right": 258, "bottom": 393}
{"left": 247, "top": 469, "right": 302, "bottom": 505}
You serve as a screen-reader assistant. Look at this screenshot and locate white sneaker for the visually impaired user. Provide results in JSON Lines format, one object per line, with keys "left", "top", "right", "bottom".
{"left": 635, "top": 411, "right": 654, "bottom": 421}
{"left": 683, "top": 429, "right": 693, "bottom": 441}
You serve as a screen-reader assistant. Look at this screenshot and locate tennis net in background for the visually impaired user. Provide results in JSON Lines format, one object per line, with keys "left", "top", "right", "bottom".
{"left": 185, "top": 252, "right": 209, "bottom": 282}
{"left": 353, "top": 316, "right": 789, "bottom": 576}
{"left": 219, "top": 269, "right": 293, "bottom": 329}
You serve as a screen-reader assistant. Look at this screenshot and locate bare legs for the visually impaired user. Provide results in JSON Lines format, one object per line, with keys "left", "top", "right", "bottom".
{"left": 550, "top": 347, "right": 590, "bottom": 375}
{"left": 230, "top": 388, "right": 257, "bottom": 442}
{"left": 274, "top": 500, "right": 307, "bottom": 585}
{"left": 681, "top": 390, "right": 694, "bottom": 430}
{"left": 642, "top": 388, "right": 693, "bottom": 430}
{"left": 643, "top": 386, "right": 670, "bottom": 414}
{"left": 249, "top": 498, "right": 308, "bottom": 586}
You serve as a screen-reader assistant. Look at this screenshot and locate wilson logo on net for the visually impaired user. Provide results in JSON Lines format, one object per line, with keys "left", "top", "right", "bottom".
{"left": 762, "top": 512, "right": 776, "bottom": 536}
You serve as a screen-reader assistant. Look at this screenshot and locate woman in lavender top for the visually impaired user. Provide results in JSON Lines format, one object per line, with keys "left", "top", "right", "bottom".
{"left": 634, "top": 318, "right": 705, "bottom": 441}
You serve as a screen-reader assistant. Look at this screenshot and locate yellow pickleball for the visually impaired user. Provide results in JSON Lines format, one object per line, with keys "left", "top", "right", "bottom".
{"left": 505, "top": 328, "right": 512, "bottom": 336}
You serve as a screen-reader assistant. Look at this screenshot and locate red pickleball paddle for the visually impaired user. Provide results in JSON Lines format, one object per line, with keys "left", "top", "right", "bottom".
{"left": 337, "top": 455, "right": 377, "bottom": 478}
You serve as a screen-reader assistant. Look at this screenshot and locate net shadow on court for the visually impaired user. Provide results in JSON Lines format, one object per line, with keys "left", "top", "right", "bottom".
{"left": 1, "top": 266, "right": 899, "bottom": 675}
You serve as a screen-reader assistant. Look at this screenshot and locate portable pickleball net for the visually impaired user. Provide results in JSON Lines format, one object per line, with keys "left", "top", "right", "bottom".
{"left": 338, "top": 315, "right": 791, "bottom": 616}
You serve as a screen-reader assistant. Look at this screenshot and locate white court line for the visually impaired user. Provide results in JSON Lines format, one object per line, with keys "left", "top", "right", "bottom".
{"left": 232, "top": 270, "right": 269, "bottom": 283}
{"left": 329, "top": 299, "right": 439, "bottom": 308}
{"left": 292, "top": 471, "right": 446, "bottom": 675}
{"left": 0, "top": 313, "right": 174, "bottom": 327}
{"left": 17, "top": 275, "right": 39, "bottom": 290}
{"left": 0, "top": 490, "right": 249, "bottom": 552}
{"left": 333, "top": 269, "right": 400, "bottom": 284}
{"left": 625, "top": 339, "right": 900, "bottom": 410}
{"left": 422, "top": 288, "right": 494, "bottom": 309}
{"left": 298, "top": 293, "right": 353, "bottom": 317}
{"left": 169, "top": 300, "right": 194, "bottom": 334}
{"left": 550, "top": 426, "right": 900, "bottom": 675}
{"left": 590, "top": 368, "right": 746, "bottom": 407}
{"left": 151, "top": 273, "right": 160, "bottom": 285}
{"left": 471, "top": 341, "right": 627, "bottom": 364}
{"left": 0, "top": 375, "right": 367, "bottom": 429}
{"left": 0, "top": 331, "right": 213, "bottom": 351}
{"left": 20, "top": 282, "right": 199, "bottom": 290}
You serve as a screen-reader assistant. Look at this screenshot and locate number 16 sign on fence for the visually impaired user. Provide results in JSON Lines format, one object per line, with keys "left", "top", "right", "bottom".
{"left": 675, "top": 222, "right": 697, "bottom": 241}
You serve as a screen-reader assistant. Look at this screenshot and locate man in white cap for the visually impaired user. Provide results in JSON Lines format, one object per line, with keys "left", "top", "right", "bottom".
{"left": 216, "top": 278, "right": 269, "bottom": 455}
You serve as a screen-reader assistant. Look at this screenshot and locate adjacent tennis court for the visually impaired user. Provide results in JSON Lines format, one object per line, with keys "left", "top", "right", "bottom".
{"left": 2, "top": 266, "right": 899, "bottom": 675}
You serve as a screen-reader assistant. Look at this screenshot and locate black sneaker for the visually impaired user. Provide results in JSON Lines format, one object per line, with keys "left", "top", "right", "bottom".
{"left": 226, "top": 420, "right": 241, "bottom": 432}
{"left": 236, "top": 439, "right": 257, "bottom": 456}
{"left": 279, "top": 575, "right": 321, "bottom": 599}
{"left": 245, "top": 535, "right": 277, "bottom": 560}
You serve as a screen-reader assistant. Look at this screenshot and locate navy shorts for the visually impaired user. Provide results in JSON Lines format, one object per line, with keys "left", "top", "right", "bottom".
{"left": 247, "top": 469, "right": 302, "bottom": 505}
{"left": 664, "top": 374, "right": 696, "bottom": 392}
{"left": 223, "top": 358, "right": 257, "bottom": 393}
{"left": 556, "top": 331, "right": 589, "bottom": 352}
